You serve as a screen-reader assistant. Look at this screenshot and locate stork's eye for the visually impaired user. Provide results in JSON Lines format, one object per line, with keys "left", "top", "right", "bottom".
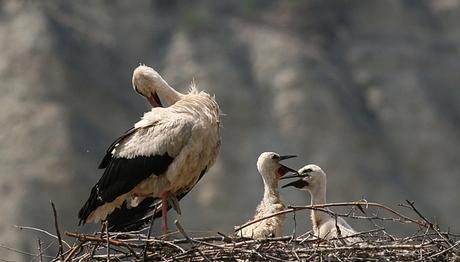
{"left": 302, "top": 168, "right": 312, "bottom": 174}
{"left": 271, "top": 154, "right": 280, "bottom": 160}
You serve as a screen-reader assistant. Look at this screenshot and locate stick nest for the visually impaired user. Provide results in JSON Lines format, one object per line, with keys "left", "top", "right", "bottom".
{"left": 56, "top": 201, "right": 459, "bottom": 261}
{"left": 61, "top": 230, "right": 459, "bottom": 261}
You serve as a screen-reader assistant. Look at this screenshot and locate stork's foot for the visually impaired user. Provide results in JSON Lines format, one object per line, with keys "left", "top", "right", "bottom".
{"left": 160, "top": 191, "right": 182, "bottom": 239}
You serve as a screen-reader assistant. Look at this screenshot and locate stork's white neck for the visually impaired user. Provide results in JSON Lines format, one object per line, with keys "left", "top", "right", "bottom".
{"left": 262, "top": 176, "right": 280, "bottom": 203}
{"left": 155, "top": 79, "right": 184, "bottom": 106}
{"left": 309, "top": 185, "right": 326, "bottom": 205}
{"left": 308, "top": 180, "right": 330, "bottom": 231}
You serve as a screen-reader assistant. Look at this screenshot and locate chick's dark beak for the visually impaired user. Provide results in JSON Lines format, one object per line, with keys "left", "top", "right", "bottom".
{"left": 281, "top": 172, "right": 313, "bottom": 180}
{"left": 282, "top": 179, "right": 308, "bottom": 189}
{"left": 278, "top": 164, "right": 298, "bottom": 177}
{"left": 147, "top": 92, "right": 163, "bottom": 108}
{"left": 277, "top": 155, "right": 297, "bottom": 177}
{"left": 278, "top": 155, "right": 296, "bottom": 161}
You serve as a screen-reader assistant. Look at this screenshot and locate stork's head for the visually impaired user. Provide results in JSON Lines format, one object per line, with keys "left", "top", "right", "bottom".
{"left": 257, "top": 152, "right": 297, "bottom": 184}
{"left": 132, "top": 65, "right": 165, "bottom": 107}
{"left": 281, "top": 164, "right": 326, "bottom": 194}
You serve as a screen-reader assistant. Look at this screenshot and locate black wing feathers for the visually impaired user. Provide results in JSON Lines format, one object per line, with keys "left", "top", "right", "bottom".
{"left": 105, "top": 167, "right": 208, "bottom": 231}
{"left": 78, "top": 154, "right": 174, "bottom": 224}
{"left": 98, "top": 127, "right": 138, "bottom": 169}
{"left": 99, "top": 155, "right": 173, "bottom": 203}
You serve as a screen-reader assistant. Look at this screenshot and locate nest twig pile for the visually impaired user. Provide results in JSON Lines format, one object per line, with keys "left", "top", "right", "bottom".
{"left": 8, "top": 200, "right": 459, "bottom": 261}
{"left": 61, "top": 229, "right": 459, "bottom": 261}
{"left": 51, "top": 200, "right": 459, "bottom": 261}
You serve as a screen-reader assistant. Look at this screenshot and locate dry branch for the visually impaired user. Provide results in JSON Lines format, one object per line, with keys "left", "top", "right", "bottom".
{"left": 234, "top": 201, "right": 428, "bottom": 232}
{"left": 50, "top": 201, "right": 64, "bottom": 261}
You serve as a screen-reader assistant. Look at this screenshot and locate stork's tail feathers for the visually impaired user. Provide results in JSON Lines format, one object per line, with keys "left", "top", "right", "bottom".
{"left": 78, "top": 185, "right": 102, "bottom": 225}
{"left": 106, "top": 197, "right": 162, "bottom": 231}
{"left": 79, "top": 195, "right": 164, "bottom": 232}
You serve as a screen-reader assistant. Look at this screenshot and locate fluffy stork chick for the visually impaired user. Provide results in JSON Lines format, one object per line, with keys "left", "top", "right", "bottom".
{"left": 282, "top": 165, "right": 358, "bottom": 242}
{"left": 78, "top": 65, "right": 221, "bottom": 234}
{"left": 235, "top": 152, "right": 297, "bottom": 238}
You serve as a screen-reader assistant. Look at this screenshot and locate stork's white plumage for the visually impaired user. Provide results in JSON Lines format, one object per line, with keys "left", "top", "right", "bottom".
{"left": 78, "top": 65, "right": 221, "bottom": 233}
{"left": 235, "top": 152, "right": 296, "bottom": 238}
{"left": 282, "top": 165, "right": 359, "bottom": 243}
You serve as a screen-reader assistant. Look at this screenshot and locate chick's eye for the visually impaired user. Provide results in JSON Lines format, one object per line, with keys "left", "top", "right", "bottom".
{"left": 271, "top": 155, "right": 279, "bottom": 160}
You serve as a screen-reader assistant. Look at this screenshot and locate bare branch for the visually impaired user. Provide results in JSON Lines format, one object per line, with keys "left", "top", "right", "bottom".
{"left": 14, "top": 225, "right": 71, "bottom": 248}
{"left": 234, "top": 201, "right": 428, "bottom": 232}
{"left": 37, "top": 238, "right": 43, "bottom": 262}
{"left": 50, "top": 201, "right": 64, "bottom": 261}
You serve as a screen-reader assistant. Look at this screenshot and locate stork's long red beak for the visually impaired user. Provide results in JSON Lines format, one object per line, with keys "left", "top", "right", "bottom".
{"left": 147, "top": 92, "right": 163, "bottom": 107}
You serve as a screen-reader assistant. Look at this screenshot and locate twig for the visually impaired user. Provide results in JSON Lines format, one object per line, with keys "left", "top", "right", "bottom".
{"left": 406, "top": 200, "right": 458, "bottom": 252}
{"left": 405, "top": 200, "right": 434, "bottom": 229}
{"left": 65, "top": 232, "right": 137, "bottom": 248}
{"left": 63, "top": 242, "right": 83, "bottom": 262}
{"left": 217, "top": 232, "right": 233, "bottom": 243}
{"left": 37, "top": 238, "right": 43, "bottom": 262}
{"left": 148, "top": 238, "right": 186, "bottom": 253}
{"left": 230, "top": 236, "right": 295, "bottom": 247}
{"left": 50, "top": 201, "right": 64, "bottom": 261}
{"left": 292, "top": 210, "right": 297, "bottom": 238}
{"left": 0, "top": 243, "right": 54, "bottom": 259}
{"left": 295, "top": 202, "right": 428, "bottom": 227}
{"left": 174, "top": 220, "right": 211, "bottom": 262}
{"left": 105, "top": 221, "right": 110, "bottom": 261}
{"left": 234, "top": 201, "right": 428, "bottom": 232}
{"left": 143, "top": 214, "right": 156, "bottom": 261}
{"left": 303, "top": 243, "right": 433, "bottom": 252}
{"left": 171, "top": 236, "right": 228, "bottom": 244}
{"left": 174, "top": 220, "right": 193, "bottom": 244}
{"left": 14, "top": 225, "right": 71, "bottom": 248}
{"left": 292, "top": 247, "right": 301, "bottom": 261}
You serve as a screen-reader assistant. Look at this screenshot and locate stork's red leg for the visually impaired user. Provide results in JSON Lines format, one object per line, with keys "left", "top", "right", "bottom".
{"left": 161, "top": 191, "right": 169, "bottom": 236}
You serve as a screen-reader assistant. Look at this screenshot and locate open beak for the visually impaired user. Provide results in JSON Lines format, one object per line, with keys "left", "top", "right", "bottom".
{"left": 279, "top": 155, "right": 296, "bottom": 161}
{"left": 277, "top": 155, "right": 297, "bottom": 177}
{"left": 282, "top": 179, "right": 308, "bottom": 189}
{"left": 278, "top": 164, "right": 298, "bottom": 177}
{"left": 280, "top": 173, "right": 306, "bottom": 180}
{"left": 147, "top": 92, "right": 163, "bottom": 108}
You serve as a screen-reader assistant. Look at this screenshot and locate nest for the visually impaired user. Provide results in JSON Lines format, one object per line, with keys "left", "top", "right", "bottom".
{"left": 15, "top": 201, "right": 460, "bottom": 261}
{"left": 60, "top": 230, "right": 459, "bottom": 261}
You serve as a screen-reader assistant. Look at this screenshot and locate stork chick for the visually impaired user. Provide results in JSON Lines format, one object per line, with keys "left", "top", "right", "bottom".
{"left": 79, "top": 65, "right": 221, "bottom": 235}
{"left": 235, "top": 152, "right": 297, "bottom": 238}
{"left": 282, "top": 165, "right": 359, "bottom": 242}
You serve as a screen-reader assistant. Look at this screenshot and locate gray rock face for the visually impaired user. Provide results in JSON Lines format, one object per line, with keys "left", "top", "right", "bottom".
{"left": 1, "top": 0, "right": 459, "bottom": 259}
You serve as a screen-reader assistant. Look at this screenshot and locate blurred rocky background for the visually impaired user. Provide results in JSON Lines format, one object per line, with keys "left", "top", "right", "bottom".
{"left": 1, "top": 0, "right": 460, "bottom": 260}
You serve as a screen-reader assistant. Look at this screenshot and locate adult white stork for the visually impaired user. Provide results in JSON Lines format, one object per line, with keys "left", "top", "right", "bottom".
{"left": 78, "top": 65, "right": 221, "bottom": 234}
{"left": 282, "top": 165, "right": 359, "bottom": 243}
{"left": 235, "top": 152, "right": 297, "bottom": 238}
